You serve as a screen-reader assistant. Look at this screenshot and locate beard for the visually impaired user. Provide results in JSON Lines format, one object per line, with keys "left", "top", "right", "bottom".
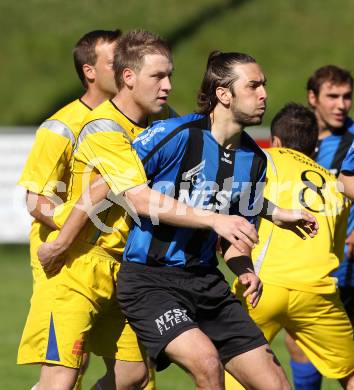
{"left": 233, "top": 110, "right": 264, "bottom": 127}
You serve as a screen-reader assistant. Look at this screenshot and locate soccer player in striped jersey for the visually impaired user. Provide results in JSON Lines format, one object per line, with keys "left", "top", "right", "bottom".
{"left": 286, "top": 65, "right": 354, "bottom": 390}
{"left": 116, "top": 51, "right": 294, "bottom": 390}
{"left": 225, "top": 103, "right": 354, "bottom": 390}
{"left": 17, "top": 29, "right": 121, "bottom": 390}
{"left": 339, "top": 141, "right": 354, "bottom": 201}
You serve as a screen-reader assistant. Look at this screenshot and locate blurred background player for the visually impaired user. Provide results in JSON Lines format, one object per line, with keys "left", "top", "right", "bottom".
{"left": 225, "top": 103, "right": 354, "bottom": 389}
{"left": 17, "top": 29, "right": 121, "bottom": 390}
{"left": 339, "top": 141, "right": 354, "bottom": 202}
{"left": 285, "top": 65, "right": 354, "bottom": 390}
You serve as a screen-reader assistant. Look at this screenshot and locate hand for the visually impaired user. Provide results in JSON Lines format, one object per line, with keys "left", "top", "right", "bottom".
{"left": 212, "top": 214, "right": 259, "bottom": 253}
{"left": 38, "top": 240, "right": 66, "bottom": 276}
{"left": 272, "top": 207, "right": 319, "bottom": 239}
{"left": 238, "top": 269, "right": 263, "bottom": 308}
{"left": 345, "top": 229, "right": 354, "bottom": 259}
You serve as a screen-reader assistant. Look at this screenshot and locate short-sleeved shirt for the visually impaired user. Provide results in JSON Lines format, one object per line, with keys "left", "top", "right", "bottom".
{"left": 57, "top": 99, "right": 147, "bottom": 257}
{"left": 19, "top": 98, "right": 91, "bottom": 199}
{"left": 341, "top": 140, "right": 354, "bottom": 175}
{"left": 314, "top": 117, "right": 354, "bottom": 286}
{"left": 252, "top": 148, "right": 349, "bottom": 294}
{"left": 18, "top": 99, "right": 92, "bottom": 254}
{"left": 123, "top": 113, "right": 267, "bottom": 268}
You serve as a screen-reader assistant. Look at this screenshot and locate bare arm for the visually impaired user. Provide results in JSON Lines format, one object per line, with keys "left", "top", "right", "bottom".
{"left": 26, "top": 191, "right": 57, "bottom": 230}
{"left": 261, "top": 198, "right": 319, "bottom": 239}
{"left": 38, "top": 179, "right": 259, "bottom": 268}
{"left": 125, "top": 184, "right": 258, "bottom": 250}
{"left": 221, "top": 240, "right": 262, "bottom": 308}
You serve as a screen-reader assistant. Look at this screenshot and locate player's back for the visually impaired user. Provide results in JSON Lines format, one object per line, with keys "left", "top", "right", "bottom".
{"left": 254, "top": 147, "right": 349, "bottom": 294}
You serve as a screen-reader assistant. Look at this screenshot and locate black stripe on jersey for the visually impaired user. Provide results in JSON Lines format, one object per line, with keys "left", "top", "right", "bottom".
{"left": 231, "top": 132, "right": 266, "bottom": 220}
{"left": 184, "top": 144, "right": 235, "bottom": 268}
{"left": 142, "top": 115, "right": 210, "bottom": 166}
{"left": 331, "top": 131, "right": 354, "bottom": 174}
{"left": 79, "top": 98, "right": 93, "bottom": 111}
{"left": 146, "top": 126, "right": 205, "bottom": 266}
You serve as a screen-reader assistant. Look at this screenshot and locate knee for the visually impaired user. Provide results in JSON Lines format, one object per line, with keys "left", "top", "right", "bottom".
{"left": 38, "top": 365, "right": 78, "bottom": 390}
{"left": 266, "top": 372, "right": 291, "bottom": 390}
{"left": 114, "top": 361, "right": 148, "bottom": 390}
{"left": 193, "top": 352, "right": 222, "bottom": 385}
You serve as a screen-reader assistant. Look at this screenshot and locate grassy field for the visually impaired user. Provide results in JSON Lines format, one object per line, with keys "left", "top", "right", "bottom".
{"left": 0, "top": 244, "right": 341, "bottom": 389}
{"left": 0, "top": 0, "right": 354, "bottom": 126}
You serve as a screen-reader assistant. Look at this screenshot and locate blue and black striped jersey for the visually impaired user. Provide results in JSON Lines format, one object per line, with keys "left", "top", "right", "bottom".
{"left": 123, "top": 113, "right": 267, "bottom": 268}
{"left": 341, "top": 140, "right": 354, "bottom": 175}
{"left": 314, "top": 117, "right": 354, "bottom": 286}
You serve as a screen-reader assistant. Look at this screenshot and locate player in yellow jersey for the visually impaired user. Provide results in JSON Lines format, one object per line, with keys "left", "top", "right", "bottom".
{"left": 225, "top": 103, "right": 354, "bottom": 389}
{"left": 17, "top": 29, "right": 122, "bottom": 389}
{"left": 36, "top": 30, "right": 275, "bottom": 390}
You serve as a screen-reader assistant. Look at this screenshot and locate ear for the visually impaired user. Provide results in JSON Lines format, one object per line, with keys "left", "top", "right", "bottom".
{"left": 82, "top": 64, "right": 95, "bottom": 83}
{"left": 215, "top": 86, "right": 232, "bottom": 106}
{"left": 271, "top": 135, "right": 282, "bottom": 148}
{"left": 122, "top": 68, "right": 136, "bottom": 88}
{"left": 307, "top": 90, "right": 317, "bottom": 108}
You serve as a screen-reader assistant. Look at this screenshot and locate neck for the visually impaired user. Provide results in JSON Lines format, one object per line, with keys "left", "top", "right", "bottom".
{"left": 209, "top": 106, "right": 243, "bottom": 149}
{"left": 111, "top": 92, "right": 148, "bottom": 127}
{"left": 315, "top": 111, "right": 346, "bottom": 139}
{"left": 81, "top": 86, "right": 115, "bottom": 109}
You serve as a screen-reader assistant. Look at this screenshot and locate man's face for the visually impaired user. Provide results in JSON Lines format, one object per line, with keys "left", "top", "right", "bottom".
{"left": 308, "top": 81, "right": 352, "bottom": 131}
{"left": 93, "top": 40, "right": 117, "bottom": 96}
{"left": 131, "top": 53, "right": 173, "bottom": 115}
{"left": 229, "top": 63, "right": 267, "bottom": 126}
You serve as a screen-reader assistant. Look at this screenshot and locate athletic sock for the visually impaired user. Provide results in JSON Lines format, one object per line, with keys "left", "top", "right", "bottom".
{"left": 290, "top": 360, "right": 322, "bottom": 390}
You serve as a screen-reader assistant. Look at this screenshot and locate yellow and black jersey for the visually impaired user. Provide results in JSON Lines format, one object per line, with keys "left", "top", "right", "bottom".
{"left": 253, "top": 148, "right": 349, "bottom": 294}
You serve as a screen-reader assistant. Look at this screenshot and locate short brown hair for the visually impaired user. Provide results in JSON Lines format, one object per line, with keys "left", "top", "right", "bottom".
{"left": 271, "top": 103, "right": 318, "bottom": 157}
{"left": 307, "top": 65, "right": 353, "bottom": 97}
{"left": 197, "top": 51, "right": 257, "bottom": 115}
{"left": 73, "top": 29, "right": 122, "bottom": 88}
{"left": 113, "top": 29, "right": 171, "bottom": 90}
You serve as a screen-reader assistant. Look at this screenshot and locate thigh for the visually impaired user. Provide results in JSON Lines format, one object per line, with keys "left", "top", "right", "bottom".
{"left": 288, "top": 290, "right": 354, "bottom": 379}
{"left": 225, "top": 344, "right": 290, "bottom": 390}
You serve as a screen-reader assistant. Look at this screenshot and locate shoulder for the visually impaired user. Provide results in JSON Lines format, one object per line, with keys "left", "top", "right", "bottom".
{"left": 134, "top": 112, "right": 205, "bottom": 148}
{"left": 241, "top": 131, "right": 267, "bottom": 168}
{"left": 346, "top": 117, "right": 354, "bottom": 135}
{"left": 268, "top": 147, "right": 334, "bottom": 180}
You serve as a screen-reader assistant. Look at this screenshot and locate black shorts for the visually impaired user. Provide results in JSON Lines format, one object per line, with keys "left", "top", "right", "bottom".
{"left": 117, "top": 262, "right": 267, "bottom": 371}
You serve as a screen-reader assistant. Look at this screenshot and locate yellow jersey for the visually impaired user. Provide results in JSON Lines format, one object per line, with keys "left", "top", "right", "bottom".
{"left": 18, "top": 99, "right": 91, "bottom": 271}
{"left": 252, "top": 148, "right": 349, "bottom": 294}
{"left": 54, "top": 99, "right": 147, "bottom": 257}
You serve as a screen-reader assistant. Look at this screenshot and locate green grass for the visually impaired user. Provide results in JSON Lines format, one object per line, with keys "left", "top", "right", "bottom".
{"left": 0, "top": 0, "right": 353, "bottom": 126}
{"left": 0, "top": 244, "right": 341, "bottom": 389}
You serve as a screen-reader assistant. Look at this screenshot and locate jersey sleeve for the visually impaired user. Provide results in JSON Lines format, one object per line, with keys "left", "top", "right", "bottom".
{"left": 75, "top": 119, "right": 147, "bottom": 195}
{"left": 340, "top": 141, "right": 354, "bottom": 175}
{"left": 133, "top": 120, "right": 188, "bottom": 179}
{"left": 18, "top": 120, "right": 75, "bottom": 196}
